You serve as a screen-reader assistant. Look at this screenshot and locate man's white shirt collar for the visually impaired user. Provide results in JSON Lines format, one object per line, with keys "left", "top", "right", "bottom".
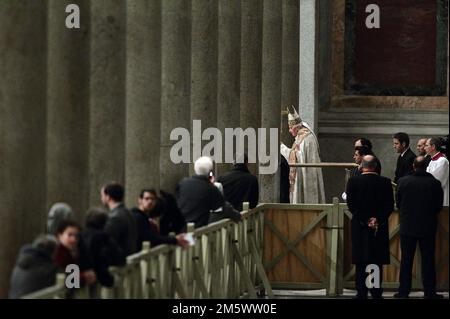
{"left": 401, "top": 148, "right": 410, "bottom": 157}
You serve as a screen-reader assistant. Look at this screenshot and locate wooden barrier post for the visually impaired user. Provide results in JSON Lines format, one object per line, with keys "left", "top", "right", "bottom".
{"left": 327, "top": 197, "right": 340, "bottom": 296}
{"left": 141, "top": 241, "right": 151, "bottom": 298}
{"left": 337, "top": 200, "right": 345, "bottom": 295}
{"left": 56, "top": 272, "right": 66, "bottom": 287}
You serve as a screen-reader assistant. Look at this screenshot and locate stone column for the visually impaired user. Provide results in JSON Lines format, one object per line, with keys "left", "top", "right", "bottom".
{"left": 299, "top": 0, "right": 319, "bottom": 132}
{"left": 260, "top": 0, "right": 282, "bottom": 202}
{"left": 125, "top": 0, "right": 161, "bottom": 205}
{"left": 217, "top": 0, "right": 241, "bottom": 175}
{"left": 0, "top": 0, "right": 47, "bottom": 298}
{"left": 159, "top": 0, "right": 191, "bottom": 192}
{"left": 281, "top": 0, "right": 299, "bottom": 146}
{"left": 240, "top": 0, "right": 263, "bottom": 175}
{"left": 47, "top": 0, "right": 90, "bottom": 218}
{"left": 88, "top": 0, "right": 126, "bottom": 206}
{"left": 317, "top": 0, "right": 332, "bottom": 112}
{"left": 190, "top": 0, "right": 218, "bottom": 173}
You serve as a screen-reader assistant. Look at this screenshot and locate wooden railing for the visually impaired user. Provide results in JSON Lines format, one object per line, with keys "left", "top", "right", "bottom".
{"left": 22, "top": 199, "right": 449, "bottom": 298}
{"left": 289, "top": 162, "right": 357, "bottom": 185}
{"left": 22, "top": 203, "right": 273, "bottom": 299}
{"left": 262, "top": 201, "right": 449, "bottom": 294}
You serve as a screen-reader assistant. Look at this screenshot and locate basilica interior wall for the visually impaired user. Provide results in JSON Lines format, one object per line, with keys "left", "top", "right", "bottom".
{"left": 0, "top": 0, "right": 298, "bottom": 297}
{"left": 0, "top": 0, "right": 448, "bottom": 297}
{"left": 317, "top": 0, "right": 449, "bottom": 202}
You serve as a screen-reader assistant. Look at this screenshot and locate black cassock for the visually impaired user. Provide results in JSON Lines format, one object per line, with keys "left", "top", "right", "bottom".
{"left": 346, "top": 173, "right": 394, "bottom": 264}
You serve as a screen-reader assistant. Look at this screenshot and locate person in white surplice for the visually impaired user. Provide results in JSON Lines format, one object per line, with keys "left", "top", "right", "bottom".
{"left": 425, "top": 137, "right": 449, "bottom": 206}
{"left": 280, "top": 106, "right": 326, "bottom": 204}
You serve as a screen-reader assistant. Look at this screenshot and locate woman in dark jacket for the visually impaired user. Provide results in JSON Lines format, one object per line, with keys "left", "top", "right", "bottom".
{"left": 54, "top": 220, "right": 97, "bottom": 286}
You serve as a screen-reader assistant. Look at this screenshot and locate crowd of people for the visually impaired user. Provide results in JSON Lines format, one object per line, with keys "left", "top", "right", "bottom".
{"left": 7, "top": 129, "right": 448, "bottom": 299}
{"left": 8, "top": 155, "right": 259, "bottom": 298}
{"left": 346, "top": 133, "right": 448, "bottom": 299}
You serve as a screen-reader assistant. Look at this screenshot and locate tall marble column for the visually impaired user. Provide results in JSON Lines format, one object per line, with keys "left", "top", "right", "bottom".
{"left": 281, "top": 0, "right": 299, "bottom": 146}
{"left": 240, "top": 0, "right": 263, "bottom": 175}
{"left": 299, "top": 0, "right": 319, "bottom": 132}
{"left": 217, "top": 0, "right": 241, "bottom": 175}
{"left": 260, "top": 0, "right": 282, "bottom": 202}
{"left": 88, "top": 0, "right": 126, "bottom": 206}
{"left": 125, "top": 0, "right": 161, "bottom": 205}
{"left": 0, "top": 0, "right": 47, "bottom": 298}
{"left": 47, "top": 0, "right": 90, "bottom": 218}
{"left": 190, "top": 0, "right": 218, "bottom": 173}
{"left": 159, "top": 0, "right": 191, "bottom": 192}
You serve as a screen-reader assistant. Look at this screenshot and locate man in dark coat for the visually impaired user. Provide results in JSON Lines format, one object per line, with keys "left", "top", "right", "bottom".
{"left": 393, "top": 132, "right": 416, "bottom": 184}
{"left": 176, "top": 157, "right": 225, "bottom": 228}
{"left": 354, "top": 138, "right": 382, "bottom": 175}
{"left": 158, "top": 190, "right": 187, "bottom": 236}
{"left": 101, "top": 183, "right": 138, "bottom": 256}
{"left": 346, "top": 155, "right": 394, "bottom": 299}
{"left": 395, "top": 156, "right": 444, "bottom": 299}
{"left": 82, "top": 208, "right": 126, "bottom": 287}
{"left": 279, "top": 155, "right": 290, "bottom": 203}
{"left": 131, "top": 189, "right": 189, "bottom": 250}
{"left": 350, "top": 145, "right": 372, "bottom": 178}
{"left": 9, "top": 235, "right": 57, "bottom": 298}
{"left": 217, "top": 154, "right": 259, "bottom": 211}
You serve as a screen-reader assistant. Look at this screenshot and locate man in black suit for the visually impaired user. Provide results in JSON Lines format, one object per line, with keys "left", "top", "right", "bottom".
{"left": 101, "top": 183, "right": 138, "bottom": 256}
{"left": 131, "top": 189, "right": 188, "bottom": 251}
{"left": 393, "top": 132, "right": 416, "bottom": 184}
{"left": 346, "top": 155, "right": 394, "bottom": 299}
{"left": 176, "top": 156, "right": 226, "bottom": 228}
{"left": 395, "top": 156, "right": 444, "bottom": 299}
{"left": 217, "top": 154, "right": 259, "bottom": 211}
{"left": 354, "top": 137, "right": 382, "bottom": 174}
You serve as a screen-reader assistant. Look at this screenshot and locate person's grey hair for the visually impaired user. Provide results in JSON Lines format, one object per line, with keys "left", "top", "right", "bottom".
{"left": 32, "top": 234, "right": 58, "bottom": 257}
{"left": 47, "top": 202, "right": 74, "bottom": 235}
{"left": 194, "top": 156, "right": 214, "bottom": 176}
{"left": 361, "top": 155, "right": 378, "bottom": 171}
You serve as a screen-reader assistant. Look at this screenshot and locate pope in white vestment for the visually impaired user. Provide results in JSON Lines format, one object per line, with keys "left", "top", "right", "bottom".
{"left": 280, "top": 106, "right": 326, "bottom": 204}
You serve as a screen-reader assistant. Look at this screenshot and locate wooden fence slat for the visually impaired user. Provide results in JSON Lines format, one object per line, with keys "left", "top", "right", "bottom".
{"left": 249, "top": 235, "right": 274, "bottom": 298}
{"left": 231, "top": 238, "right": 257, "bottom": 299}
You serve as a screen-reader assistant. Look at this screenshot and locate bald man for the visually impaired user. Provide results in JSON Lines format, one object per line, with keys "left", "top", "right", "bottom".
{"left": 416, "top": 138, "right": 431, "bottom": 168}
{"left": 346, "top": 155, "right": 394, "bottom": 299}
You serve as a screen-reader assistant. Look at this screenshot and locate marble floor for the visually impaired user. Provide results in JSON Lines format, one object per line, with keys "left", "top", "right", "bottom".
{"left": 272, "top": 289, "right": 450, "bottom": 299}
